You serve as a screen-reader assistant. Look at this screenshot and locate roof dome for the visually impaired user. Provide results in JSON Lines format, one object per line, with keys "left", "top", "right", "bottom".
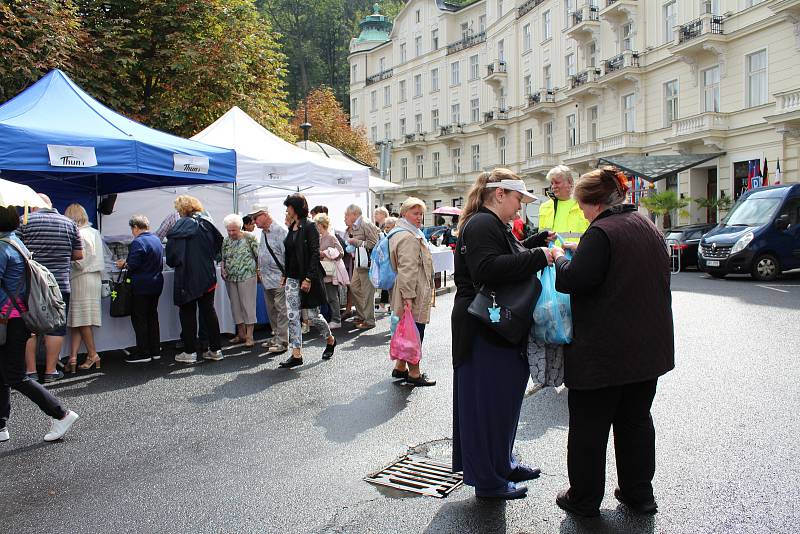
{"left": 355, "top": 3, "right": 392, "bottom": 44}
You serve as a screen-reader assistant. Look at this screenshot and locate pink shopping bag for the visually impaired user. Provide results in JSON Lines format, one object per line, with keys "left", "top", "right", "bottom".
{"left": 389, "top": 303, "right": 421, "bottom": 365}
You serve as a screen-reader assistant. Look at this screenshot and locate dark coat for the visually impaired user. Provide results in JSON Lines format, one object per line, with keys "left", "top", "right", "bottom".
{"left": 126, "top": 232, "right": 164, "bottom": 296}
{"left": 554, "top": 205, "right": 675, "bottom": 389}
{"left": 451, "top": 207, "right": 550, "bottom": 368}
{"left": 285, "top": 219, "right": 327, "bottom": 309}
{"left": 165, "top": 214, "right": 223, "bottom": 306}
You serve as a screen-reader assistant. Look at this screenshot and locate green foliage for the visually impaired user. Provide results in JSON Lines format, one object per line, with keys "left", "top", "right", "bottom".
{"left": 639, "top": 191, "right": 689, "bottom": 216}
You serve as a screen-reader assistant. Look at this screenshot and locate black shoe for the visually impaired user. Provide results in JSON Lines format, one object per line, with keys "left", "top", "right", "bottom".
{"left": 42, "top": 371, "right": 64, "bottom": 384}
{"left": 508, "top": 463, "right": 541, "bottom": 482}
{"left": 614, "top": 488, "right": 658, "bottom": 514}
{"left": 476, "top": 482, "right": 528, "bottom": 500}
{"left": 278, "top": 356, "right": 303, "bottom": 368}
{"left": 391, "top": 369, "right": 409, "bottom": 379}
{"left": 403, "top": 373, "right": 436, "bottom": 387}
{"left": 556, "top": 489, "right": 600, "bottom": 518}
{"left": 322, "top": 338, "right": 336, "bottom": 360}
{"left": 125, "top": 355, "right": 152, "bottom": 364}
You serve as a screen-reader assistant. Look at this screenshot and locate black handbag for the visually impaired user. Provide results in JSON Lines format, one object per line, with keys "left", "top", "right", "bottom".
{"left": 467, "top": 276, "right": 541, "bottom": 344}
{"left": 109, "top": 269, "right": 133, "bottom": 317}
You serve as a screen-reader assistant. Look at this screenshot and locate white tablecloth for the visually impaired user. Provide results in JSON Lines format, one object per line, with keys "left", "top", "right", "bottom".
{"left": 430, "top": 248, "right": 454, "bottom": 273}
{"left": 69, "top": 268, "right": 236, "bottom": 355}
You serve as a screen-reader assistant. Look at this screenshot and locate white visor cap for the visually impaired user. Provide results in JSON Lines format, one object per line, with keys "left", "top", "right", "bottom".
{"left": 484, "top": 179, "right": 538, "bottom": 203}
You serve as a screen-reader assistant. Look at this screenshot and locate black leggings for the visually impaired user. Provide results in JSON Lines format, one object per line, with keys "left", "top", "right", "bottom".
{"left": 178, "top": 290, "right": 221, "bottom": 354}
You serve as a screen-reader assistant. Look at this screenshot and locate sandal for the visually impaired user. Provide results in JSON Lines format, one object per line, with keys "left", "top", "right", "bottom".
{"left": 65, "top": 358, "right": 78, "bottom": 374}
{"left": 78, "top": 354, "right": 101, "bottom": 371}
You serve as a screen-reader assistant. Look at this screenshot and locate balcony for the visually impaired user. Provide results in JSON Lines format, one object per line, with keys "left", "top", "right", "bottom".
{"left": 365, "top": 68, "right": 393, "bottom": 86}
{"left": 566, "top": 68, "right": 602, "bottom": 99}
{"left": 438, "top": 174, "right": 470, "bottom": 189}
{"left": 402, "top": 132, "right": 426, "bottom": 151}
{"left": 480, "top": 109, "right": 510, "bottom": 131}
{"left": 599, "top": 0, "right": 637, "bottom": 23}
{"left": 484, "top": 60, "right": 508, "bottom": 86}
{"left": 564, "top": 142, "right": 599, "bottom": 165}
{"left": 565, "top": 5, "right": 600, "bottom": 42}
{"left": 601, "top": 50, "right": 641, "bottom": 84}
{"left": 524, "top": 90, "right": 557, "bottom": 118}
{"left": 446, "top": 31, "right": 486, "bottom": 55}
{"left": 517, "top": 0, "right": 546, "bottom": 18}
{"left": 668, "top": 14, "right": 726, "bottom": 60}
{"left": 765, "top": 89, "right": 800, "bottom": 137}
{"left": 597, "top": 132, "right": 645, "bottom": 154}
{"left": 522, "top": 154, "right": 560, "bottom": 175}
{"left": 437, "top": 124, "right": 464, "bottom": 146}
{"left": 665, "top": 112, "right": 729, "bottom": 150}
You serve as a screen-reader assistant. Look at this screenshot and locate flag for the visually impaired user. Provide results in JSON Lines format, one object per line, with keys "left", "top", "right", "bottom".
{"left": 747, "top": 160, "right": 754, "bottom": 190}
{"left": 762, "top": 157, "right": 768, "bottom": 185}
{"left": 775, "top": 159, "right": 783, "bottom": 185}
{"left": 754, "top": 159, "right": 763, "bottom": 188}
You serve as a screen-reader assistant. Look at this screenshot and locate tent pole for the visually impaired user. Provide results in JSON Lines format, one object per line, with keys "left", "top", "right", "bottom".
{"left": 233, "top": 182, "right": 238, "bottom": 213}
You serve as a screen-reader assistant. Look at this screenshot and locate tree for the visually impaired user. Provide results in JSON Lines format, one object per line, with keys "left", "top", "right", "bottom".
{"left": 291, "top": 86, "right": 375, "bottom": 166}
{"left": 640, "top": 190, "right": 689, "bottom": 228}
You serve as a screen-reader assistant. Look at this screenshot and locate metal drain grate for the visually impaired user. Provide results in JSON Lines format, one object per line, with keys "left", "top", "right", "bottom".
{"left": 365, "top": 454, "right": 463, "bottom": 498}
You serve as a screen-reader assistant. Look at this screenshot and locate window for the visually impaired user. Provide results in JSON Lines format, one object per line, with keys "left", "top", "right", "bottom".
{"left": 622, "top": 23, "right": 633, "bottom": 52}
{"left": 470, "top": 55, "right": 480, "bottom": 80}
{"left": 400, "top": 43, "right": 407, "bottom": 63}
{"left": 543, "top": 10, "right": 552, "bottom": 40}
{"left": 588, "top": 106, "right": 598, "bottom": 142}
{"left": 745, "top": 0, "right": 764, "bottom": 7}
{"left": 479, "top": 15, "right": 486, "bottom": 33}
{"left": 567, "top": 114, "right": 577, "bottom": 147}
{"left": 451, "top": 61, "right": 460, "bottom": 86}
{"left": 471, "top": 144, "right": 480, "bottom": 172}
{"left": 415, "top": 36, "right": 422, "bottom": 57}
{"left": 433, "top": 152, "right": 440, "bottom": 176}
{"left": 498, "top": 87, "right": 507, "bottom": 111}
{"left": 664, "top": 79, "right": 679, "bottom": 126}
{"left": 399, "top": 80, "right": 407, "bottom": 101}
{"left": 710, "top": 0, "right": 720, "bottom": 13}
{"left": 415, "top": 113, "right": 423, "bottom": 133}
{"left": 622, "top": 93, "right": 635, "bottom": 131}
{"left": 525, "top": 128, "right": 534, "bottom": 158}
{"left": 371, "top": 125, "right": 378, "bottom": 142}
{"left": 416, "top": 9, "right": 421, "bottom": 23}
{"left": 523, "top": 74, "right": 532, "bottom": 96}
{"left": 416, "top": 154, "right": 424, "bottom": 178}
{"left": 452, "top": 148, "right": 461, "bottom": 174}
{"left": 498, "top": 136, "right": 506, "bottom": 165}
{"left": 379, "top": 57, "right": 386, "bottom": 72}
{"left": 544, "top": 121, "right": 553, "bottom": 153}
{"left": 370, "top": 90, "right": 377, "bottom": 111}
{"left": 663, "top": 1, "right": 676, "bottom": 44}
{"left": 431, "top": 68, "right": 439, "bottom": 92}
{"left": 352, "top": 64, "right": 357, "bottom": 81}
{"left": 384, "top": 122, "right": 391, "bottom": 140}
{"left": 461, "top": 22, "right": 470, "bottom": 40}
{"left": 383, "top": 86, "right": 391, "bottom": 107}
{"left": 431, "top": 109, "right": 439, "bottom": 130}
{"left": 414, "top": 74, "right": 422, "bottom": 98}
{"left": 351, "top": 98, "right": 358, "bottom": 116}
{"left": 747, "top": 49, "right": 767, "bottom": 107}
{"left": 703, "top": 66, "right": 720, "bottom": 112}
{"left": 497, "top": 0, "right": 503, "bottom": 18}
{"left": 587, "top": 41, "right": 597, "bottom": 68}
{"left": 432, "top": 29, "right": 439, "bottom": 50}
{"left": 498, "top": 39, "right": 505, "bottom": 63}
{"left": 523, "top": 24, "right": 532, "bottom": 51}
{"left": 565, "top": 0, "right": 574, "bottom": 27}
{"left": 400, "top": 117, "right": 407, "bottom": 135}
{"left": 470, "top": 98, "right": 480, "bottom": 123}
{"left": 543, "top": 65, "right": 552, "bottom": 91}
{"left": 566, "top": 53, "right": 576, "bottom": 78}
{"left": 401, "top": 157, "right": 408, "bottom": 180}
{"left": 451, "top": 103, "right": 461, "bottom": 124}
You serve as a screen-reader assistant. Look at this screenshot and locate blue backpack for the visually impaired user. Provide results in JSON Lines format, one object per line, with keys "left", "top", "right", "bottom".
{"left": 369, "top": 228, "right": 409, "bottom": 290}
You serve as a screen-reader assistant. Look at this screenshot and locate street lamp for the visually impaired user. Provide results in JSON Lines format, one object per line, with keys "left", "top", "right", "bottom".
{"left": 299, "top": 98, "right": 312, "bottom": 142}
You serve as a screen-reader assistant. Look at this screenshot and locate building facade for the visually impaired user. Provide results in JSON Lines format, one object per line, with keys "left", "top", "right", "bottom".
{"left": 349, "top": 0, "right": 800, "bottom": 227}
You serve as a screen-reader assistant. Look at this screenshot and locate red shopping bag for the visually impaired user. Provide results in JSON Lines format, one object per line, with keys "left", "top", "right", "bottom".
{"left": 389, "top": 303, "right": 421, "bottom": 365}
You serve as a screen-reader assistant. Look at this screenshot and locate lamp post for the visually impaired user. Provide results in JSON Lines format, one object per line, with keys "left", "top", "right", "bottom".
{"left": 299, "top": 97, "right": 312, "bottom": 142}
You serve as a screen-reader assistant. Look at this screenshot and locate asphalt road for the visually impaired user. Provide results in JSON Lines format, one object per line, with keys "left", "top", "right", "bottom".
{"left": 2, "top": 271, "right": 799, "bottom": 534}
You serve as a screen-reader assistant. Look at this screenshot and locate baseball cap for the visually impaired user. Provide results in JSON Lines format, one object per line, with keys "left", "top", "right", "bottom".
{"left": 485, "top": 179, "right": 538, "bottom": 203}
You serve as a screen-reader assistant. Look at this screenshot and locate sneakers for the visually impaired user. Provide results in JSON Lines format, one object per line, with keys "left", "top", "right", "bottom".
{"left": 0, "top": 427, "right": 8, "bottom": 442}
{"left": 25, "top": 372, "right": 39, "bottom": 382}
{"left": 43, "top": 410, "right": 79, "bottom": 442}
{"left": 42, "top": 371, "right": 64, "bottom": 384}
{"left": 174, "top": 352, "right": 198, "bottom": 364}
{"left": 202, "top": 350, "right": 224, "bottom": 361}
{"left": 151, "top": 354, "right": 161, "bottom": 361}
{"left": 125, "top": 355, "right": 152, "bottom": 364}
{"left": 328, "top": 321, "right": 341, "bottom": 329}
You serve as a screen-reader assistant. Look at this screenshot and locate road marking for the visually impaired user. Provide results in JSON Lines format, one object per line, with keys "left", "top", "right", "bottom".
{"left": 757, "top": 285, "right": 789, "bottom": 293}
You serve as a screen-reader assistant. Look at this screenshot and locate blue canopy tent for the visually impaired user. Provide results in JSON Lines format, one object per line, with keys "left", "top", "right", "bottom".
{"left": 0, "top": 69, "right": 236, "bottom": 221}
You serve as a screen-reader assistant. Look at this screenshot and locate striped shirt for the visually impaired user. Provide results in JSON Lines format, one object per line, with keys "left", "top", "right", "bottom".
{"left": 19, "top": 208, "right": 82, "bottom": 293}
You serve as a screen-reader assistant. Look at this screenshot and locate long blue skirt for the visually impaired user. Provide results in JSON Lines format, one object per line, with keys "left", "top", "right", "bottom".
{"left": 452, "top": 333, "right": 529, "bottom": 492}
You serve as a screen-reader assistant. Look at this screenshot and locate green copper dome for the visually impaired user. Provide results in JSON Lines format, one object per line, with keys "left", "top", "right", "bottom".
{"left": 355, "top": 3, "right": 392, "bottom": 44}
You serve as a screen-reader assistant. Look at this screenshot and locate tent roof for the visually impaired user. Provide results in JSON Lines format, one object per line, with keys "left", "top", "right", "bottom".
{"left": 191, "top": 107, "right": 369, "bottom": 196}
{"left": 0, "top": 69, "right": 236, "bottom": 196}
{"left": 598, "top": 153, "right": 724, "bottom": 181}
{"left": 294, "top": 140, "right": 397, "bottom": 192}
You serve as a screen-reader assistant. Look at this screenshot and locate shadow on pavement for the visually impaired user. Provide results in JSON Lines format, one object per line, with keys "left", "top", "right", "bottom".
{"left": 187, "top": 366, "right": 304, "bottom": 404}
{"left": 558, "top": 508, "right": 654, "bottom": 534}
{"left": 517, "top": 387, "right": 569, "bottom": 443}
{"left": 423, "top": 498, "right": 507, "bottom": 534}
{"left": 314, "top": 380, "right": 413, "bottom": 443}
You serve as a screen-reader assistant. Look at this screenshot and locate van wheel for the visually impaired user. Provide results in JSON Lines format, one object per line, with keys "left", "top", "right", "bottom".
{"left": 751, "top": 254, "right": 780, "bottom": 282}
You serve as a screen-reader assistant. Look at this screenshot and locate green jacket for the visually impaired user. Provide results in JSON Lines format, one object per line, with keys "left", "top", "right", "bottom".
{"left": 538, "top": 198, "right": 590, "bottom": 243}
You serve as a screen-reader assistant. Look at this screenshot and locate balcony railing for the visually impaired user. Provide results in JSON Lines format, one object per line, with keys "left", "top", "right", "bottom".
{"left": 602, "top": 51, "right": 639, "bottom": 74}
{"left": 446, "top": 31, "right": 486, "bottom": 55}
{"left": 571, "top": 7, "right": 599, "bottom": 26}
{"left": 365, "top": 68, "right": 394, "bottom": 86}
{"left": 518, "top": 0, "right": 546, "bottom": 18}
{"left": 527, "top": 90, "right": 556, "bottom": 107}
{"left": 670, "top": 112, "right": 728, "bottom": 138}
{"left": 678, "top": 15, "right": 723, "bottom": 44}
{"left": 775, "top": 89, "right": 800, "bottom": 114}
{"left": 438, "top": 124, "right": 463, "bottom": 136}
{"left": 598, "top": 132, "right": 644, "bottom": 152}
{"left": 403, "top": 132, "right": 425, "bottom": 144}
{"left": 486, "top": 61, "right": 508, "bottom": 76}
{"left": 483, "top": 109, "right": 509, "bottom": 123}
{"left": 569, "top": 68, "right": 602, "bottom": 89}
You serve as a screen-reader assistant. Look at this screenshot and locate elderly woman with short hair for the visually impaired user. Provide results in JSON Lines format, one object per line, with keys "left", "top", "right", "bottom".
{"left": 221, "top": 213, "right": 260, "bottom": 347}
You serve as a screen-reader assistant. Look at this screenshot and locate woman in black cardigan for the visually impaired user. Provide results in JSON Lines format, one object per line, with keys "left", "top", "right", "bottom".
{"left": 278, "top": 194, "right": 336, "bottom": 369}
{"left": 452, "top": 169, "right": 554, "bottom": 500}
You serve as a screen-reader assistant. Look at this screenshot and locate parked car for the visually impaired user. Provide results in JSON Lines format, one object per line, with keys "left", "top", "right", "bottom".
{"left": 422, "top": 225, "right": 447, "bottom": 242}
{"left": 698, "top": 184, "right": 800, "bottom": 281}
{"left": 665, "top": 223, "right": 717, "bottom": 270}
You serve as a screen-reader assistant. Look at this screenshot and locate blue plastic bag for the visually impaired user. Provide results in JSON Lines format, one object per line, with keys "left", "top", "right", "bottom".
{"left": 533, "top": 251, "right": 573, "bottom": 345}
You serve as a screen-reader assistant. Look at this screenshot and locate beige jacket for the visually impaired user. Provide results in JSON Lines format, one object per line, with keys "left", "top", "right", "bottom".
{"left": 389, "top": 229, "right": 434, "bottom": 324}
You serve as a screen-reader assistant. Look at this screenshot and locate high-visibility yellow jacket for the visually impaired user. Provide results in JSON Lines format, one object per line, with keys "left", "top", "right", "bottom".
{"left": 538, "top": 198, "right": 590, "bottom": 243}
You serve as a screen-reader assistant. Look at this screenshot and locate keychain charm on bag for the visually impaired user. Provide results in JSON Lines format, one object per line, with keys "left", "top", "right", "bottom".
{"left": 487, "top": 292, "right": 501, "bottom": 323}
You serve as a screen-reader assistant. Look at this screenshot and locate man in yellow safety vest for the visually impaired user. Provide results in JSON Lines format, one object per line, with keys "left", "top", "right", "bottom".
{"left": 537, "top": 165, "right": 590, "bottom": 252}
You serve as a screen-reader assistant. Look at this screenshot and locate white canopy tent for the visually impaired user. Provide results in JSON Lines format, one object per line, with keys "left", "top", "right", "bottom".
{"left": 102, "top": 107, "right": 370, "bottom": 235}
